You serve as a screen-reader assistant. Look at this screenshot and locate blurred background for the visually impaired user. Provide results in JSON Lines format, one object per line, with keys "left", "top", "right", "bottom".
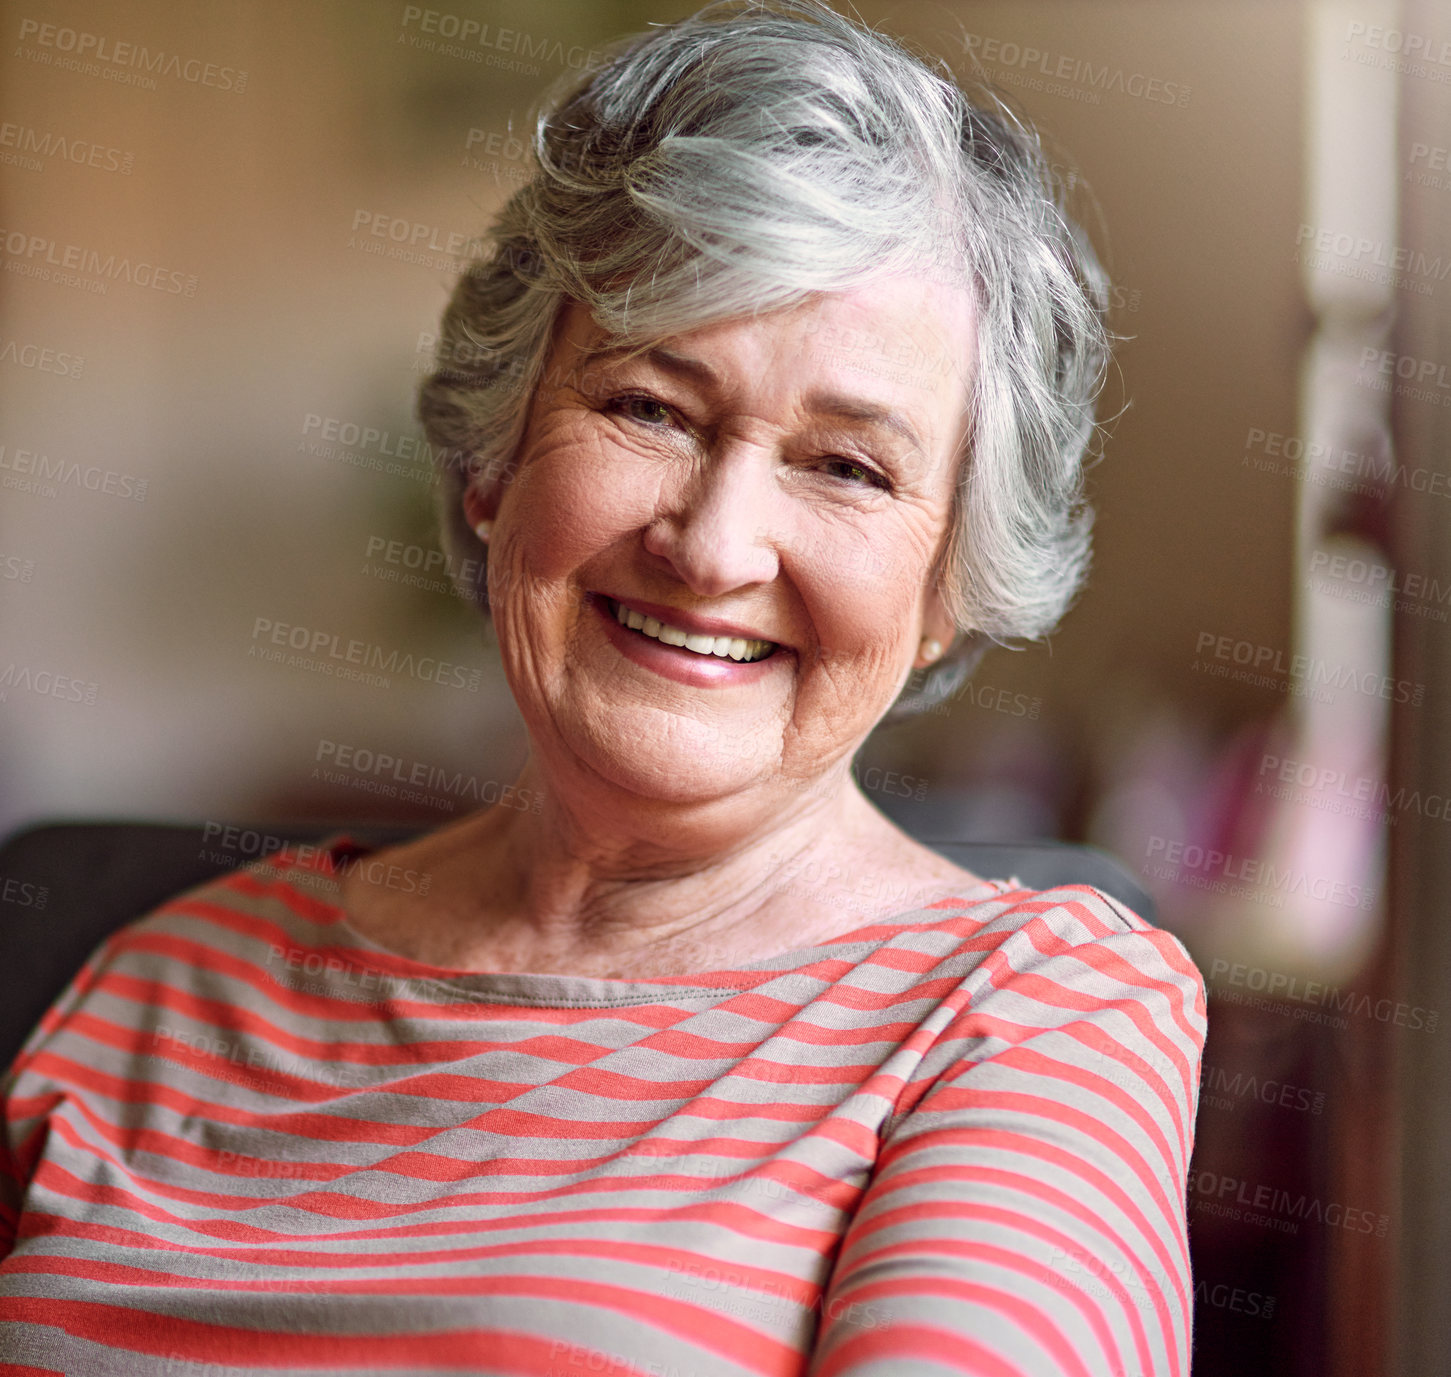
{"left": 2, "top": 0, "right": 1448, "bottom": 1370}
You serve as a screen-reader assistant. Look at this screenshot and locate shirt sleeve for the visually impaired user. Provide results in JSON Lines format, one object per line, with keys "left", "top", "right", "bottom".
{"left": 0, "top": 931, "right": 121, "bottom": 1260}
{"left": 806, "top": 892, "right": 1206, "bottom": 1377}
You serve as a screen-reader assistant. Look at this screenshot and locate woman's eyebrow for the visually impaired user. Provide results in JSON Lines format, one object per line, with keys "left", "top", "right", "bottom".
{"left": 803, "top": 392, "right": 926, "bottom": 455}
{"left": 583, "top": 343, "right": 720, "bottom": 389}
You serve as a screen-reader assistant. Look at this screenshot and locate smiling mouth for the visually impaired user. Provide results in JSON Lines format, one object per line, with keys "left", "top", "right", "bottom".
{"left": 605, "top": 598, "right": 778, "bottom": 663}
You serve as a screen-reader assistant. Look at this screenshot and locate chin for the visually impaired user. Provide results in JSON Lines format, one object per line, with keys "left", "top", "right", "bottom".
{"left": 568, "top": 706, "right": 776, "bottom": 806}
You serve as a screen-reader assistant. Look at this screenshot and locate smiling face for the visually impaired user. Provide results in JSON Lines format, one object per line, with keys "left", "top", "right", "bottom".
{"left": 466, "top": 271, "right": 977, "bottom": 813}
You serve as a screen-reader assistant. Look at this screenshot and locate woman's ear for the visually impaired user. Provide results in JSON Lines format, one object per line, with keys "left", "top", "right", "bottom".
{"left": 914, "top": 585, "right": 960, "bottom": 669}
{"left": 462, "top": 475, "right": 501, "bottom": 544}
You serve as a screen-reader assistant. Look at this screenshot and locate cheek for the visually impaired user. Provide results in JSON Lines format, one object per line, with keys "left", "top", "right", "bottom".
{"left": 793, "top": 585, "right": 918, "bottom": 721}
{"left": 793, "top": 526, "right": 931, "bottom": 662}
{"left": 813, "top": 595, "right": 906, "bottom": 663}
{"left": 507, "top": 422, "right": 657, "bottom": 575}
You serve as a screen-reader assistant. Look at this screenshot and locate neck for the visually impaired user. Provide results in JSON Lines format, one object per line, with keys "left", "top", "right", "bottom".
{"left": 409, "top": 755, "right": 934, "bottom": 974}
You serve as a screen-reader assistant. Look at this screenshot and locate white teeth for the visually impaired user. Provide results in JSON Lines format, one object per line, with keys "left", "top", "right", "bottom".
{"left": 611, "top": 600, "right": 774, "bottom": 662}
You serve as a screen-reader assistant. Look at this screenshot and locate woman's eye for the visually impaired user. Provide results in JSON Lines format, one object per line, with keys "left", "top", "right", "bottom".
{"left": 821, "top": 456, "right": 884, "bottom": 488}
{"left": 612, "top": 395, "right": 674, "bottom": 427}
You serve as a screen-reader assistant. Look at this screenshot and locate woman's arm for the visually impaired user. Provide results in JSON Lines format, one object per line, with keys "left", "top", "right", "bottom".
{"left": 808, "top": 902, "right": 1206, "bottom": 1377}
{"left": 0, "top": 931, "right": 123, "bottom": 1262}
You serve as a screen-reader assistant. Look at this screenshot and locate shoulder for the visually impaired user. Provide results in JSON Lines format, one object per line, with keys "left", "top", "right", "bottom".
{"left": 943, "top": 876, "right": 1193, "bottom": 954}
{"left": 5, "top": 845, "right": 362, "bottom": 1082}
{"left": 872, "top": 881, "right": 1206, "bottom": 1056}
{"left": 811, "top": 877, "right": 1204, "bottom": 1046}
{"left": 865, "top": 831, "right": 1184, "bottom": 964}
{"left": 53, "top": 846, "right": 348, "bottom": 1011}
{"left": 880, "top": 884, "right": 1207, "bottom": 1136}
{"left": 886, "top": 877, "right": 1195, "bottom": 965}
{"left": 952, "top": 882, "right": 1205, "bottom": 1014}
{"left": 108, "top": 843, "right": 344, "bottom": 949}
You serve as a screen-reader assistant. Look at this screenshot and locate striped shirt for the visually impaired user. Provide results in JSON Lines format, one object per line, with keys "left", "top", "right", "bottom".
{"left": 0, "top": 836, "right": 1205, "bottom": 1376}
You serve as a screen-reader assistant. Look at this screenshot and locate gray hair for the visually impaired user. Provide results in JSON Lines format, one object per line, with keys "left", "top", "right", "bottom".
{"left": 418, "top": 0, "right": 1110, "bottom": 721}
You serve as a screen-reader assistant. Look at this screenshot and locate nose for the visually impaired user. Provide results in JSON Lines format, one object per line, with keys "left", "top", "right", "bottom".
{"left": 641, "top": 446, "right": 781, "bottom": 597}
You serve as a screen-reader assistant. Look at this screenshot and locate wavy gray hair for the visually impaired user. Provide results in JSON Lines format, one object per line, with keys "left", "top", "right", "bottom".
{"left": 418, "top": 0, "right": 1110, "bottom": 721}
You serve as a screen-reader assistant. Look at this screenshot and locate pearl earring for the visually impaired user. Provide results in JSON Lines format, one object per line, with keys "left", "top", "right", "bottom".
{"left": 472, "top": 518, "right": 493, "bottom": 544}
{"left": 920, "top": 638, "right": 943, "bottom": 663}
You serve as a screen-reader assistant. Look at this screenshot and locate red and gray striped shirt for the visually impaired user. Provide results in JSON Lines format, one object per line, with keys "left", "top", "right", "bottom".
{"left": 0, "top": 837, "right": 1205, "bottom": 1375}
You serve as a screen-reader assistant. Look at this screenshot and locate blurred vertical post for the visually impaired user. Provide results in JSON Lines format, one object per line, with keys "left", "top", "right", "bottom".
{"left": 1390, "top": 0, "right": 1451, "bottom": 1371}
{"left": 1300, "top": 2, "right": 1399, "bottom": 1372}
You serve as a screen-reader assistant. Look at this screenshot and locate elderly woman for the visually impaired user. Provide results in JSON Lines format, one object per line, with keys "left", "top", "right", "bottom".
{"left": 0, "top": 3, "right": 1204, "bottom": 1374}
